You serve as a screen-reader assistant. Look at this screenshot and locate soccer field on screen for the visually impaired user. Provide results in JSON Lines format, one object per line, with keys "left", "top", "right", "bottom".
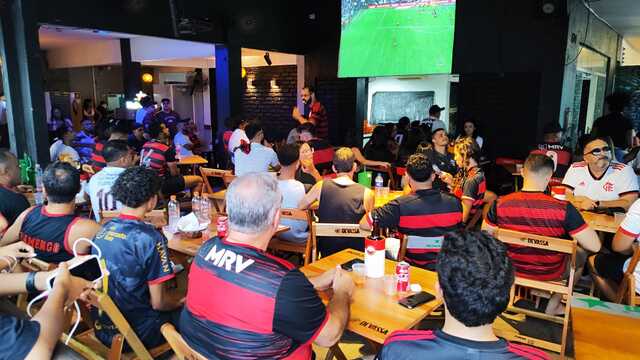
{"left": 338, "top": 4, "right": 456, "bottom": 78}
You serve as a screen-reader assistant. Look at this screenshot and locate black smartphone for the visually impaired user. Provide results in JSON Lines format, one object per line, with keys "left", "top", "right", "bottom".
{"left": 340, "top": 258, "right": 364, "bottom": 271}
{"left": 398, "top": 291, "right": 435, "bottom": 309}
{"left": 47, "top": 256, "right": 104, "bottom": 289}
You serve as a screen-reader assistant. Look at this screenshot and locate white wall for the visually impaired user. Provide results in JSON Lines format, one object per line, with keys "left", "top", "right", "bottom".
{"left": 46, "top": 40, "right": 121, "bottom": 68}
{"left": 130, "top": 37, "right": 214, "bottom": 62}
{"left": 366, "top": 75, "right": 452, "bottom": 130}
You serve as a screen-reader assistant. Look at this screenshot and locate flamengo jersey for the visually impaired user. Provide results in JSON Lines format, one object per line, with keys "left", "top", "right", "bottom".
{"left": 180, "top": 237, "right": 328, "bottom": 360}
{"left": 378, "top": 329, "right": 549, "bottom": 360}
{"left": 19, "top": 205, "right": 83, "bottom": 263}
{"left": 370, "top": 189, "right": 462, "bottom": 270}
{"left": 91, "top": 141, "right": 106, "bottom": 173}
{"left": 453, "top": 167, "right": 486, "bottom": 216}
{"left": 614, "top": 199, "right": 640, "bottom": 294}
{"left": 86, "top": 167, "right": 126, "bottom": 222}
{"left": 562, "top": 161, "right": 639, "bottom": 201}
{"left": 140, "top": 141, "right": 171, "bottom": 177}
{"left": 486, "top": 191, "right": 587, "bottom": 281}
{"left": 531, "top": 142, "right": 572, "bottom": 182}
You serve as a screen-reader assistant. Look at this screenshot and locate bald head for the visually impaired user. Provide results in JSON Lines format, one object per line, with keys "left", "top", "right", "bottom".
{"left": 0, "top": 149, "right": 20, "bottom": 187}
{"left": 226, "top": 173, "right": 282, "bottom": 234}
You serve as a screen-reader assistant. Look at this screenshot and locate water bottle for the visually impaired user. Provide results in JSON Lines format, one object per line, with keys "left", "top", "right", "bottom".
{"left": 168, "top": 195, "right": 180, "bottom": 233}
{"left": 199, "top": 196, "right": 211, "bottom": 224}
{"left": 34, "top": 164, "right": 44, "bottom": 205}
{"left": 374, "top": 173, "right": 384, "bottom": 197}
{"left": 192, "top": 192, "right": 201, "bottom": 219}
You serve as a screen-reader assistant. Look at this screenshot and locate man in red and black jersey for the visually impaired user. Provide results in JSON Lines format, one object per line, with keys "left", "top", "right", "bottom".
{"left": 378, "top": 231, "right": 549, "bottom": 360}
{"left": 180, "top": 173, "right": 354, "bottom": 359}
{"left": 292, "top": 86, "right": 329, "bottom": 140}
{"left": 139, "top": 122, "right": 202, "bottom": 196}
{"left": 91, "top": 119, "right": 131, "bottom": 173}
{"left": 360, "top": 153, "right": 462, "bottom": 270}
{"left": 531, "top": 122, "right": 572, "bottom": 185}
{"left": 483, "top": 154, "right": 601, "bottom": 315}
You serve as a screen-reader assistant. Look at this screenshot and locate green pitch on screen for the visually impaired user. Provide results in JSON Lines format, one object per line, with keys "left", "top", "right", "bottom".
{"left": 338, "top": 4, "right": 456, "bottom": 78}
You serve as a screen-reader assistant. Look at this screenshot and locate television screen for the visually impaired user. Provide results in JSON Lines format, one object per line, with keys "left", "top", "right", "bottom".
{"left": 339, "top": 0, "right": 456, "bottom": 78}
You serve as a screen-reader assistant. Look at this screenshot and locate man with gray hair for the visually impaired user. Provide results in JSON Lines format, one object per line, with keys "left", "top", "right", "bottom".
{"left": 180, "top": 173, "right": 354, "bottom": 359}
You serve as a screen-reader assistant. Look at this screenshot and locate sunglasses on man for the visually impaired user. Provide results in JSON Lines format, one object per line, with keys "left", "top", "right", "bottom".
{"left": 584, "top": 146, "right": 611, "bottom": 156}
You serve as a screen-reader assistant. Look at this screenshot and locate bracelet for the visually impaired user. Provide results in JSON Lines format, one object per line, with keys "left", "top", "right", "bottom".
{"left": 25, "top": 272, "right": 38, "bottom": 293}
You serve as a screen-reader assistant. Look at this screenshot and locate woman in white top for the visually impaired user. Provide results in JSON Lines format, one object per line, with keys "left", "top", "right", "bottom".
{"left": 49, "top": 126, "right": 79, "bottom": 162}
{"left": 457, "top": 119, "right": 484, "bottom": 150}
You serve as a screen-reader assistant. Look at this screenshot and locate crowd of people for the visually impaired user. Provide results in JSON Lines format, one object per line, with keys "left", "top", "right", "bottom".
{"left": 0, "top": 86, "right": 639, "bottom": 359}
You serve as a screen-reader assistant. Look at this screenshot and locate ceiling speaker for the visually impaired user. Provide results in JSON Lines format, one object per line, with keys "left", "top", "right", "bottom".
{"left": 536, "top": 0, "right": 567, "bottom": 18}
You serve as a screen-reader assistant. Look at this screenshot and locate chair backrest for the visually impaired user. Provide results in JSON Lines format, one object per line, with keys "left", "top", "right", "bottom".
{"left": 199, "top": 167, "right": 232, "bottom": 194}
{"left": 616, "top": 243, "right": 640, "bottom": 304}
{"left": 312, "top": 223, "right": 371, "bottom": 238}
{"left": 160, "top": 323, "right": 207, "bottom": 360}
{"left": 494, "top": 228, "right": 577, "bottom": 256}
{"left": 100, "top": 209, "right": 167, "bottom": 227}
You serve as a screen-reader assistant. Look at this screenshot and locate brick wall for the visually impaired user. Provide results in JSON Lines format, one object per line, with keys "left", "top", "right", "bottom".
{"left": 242, "top": 65, "right": 298, "bottom": 140}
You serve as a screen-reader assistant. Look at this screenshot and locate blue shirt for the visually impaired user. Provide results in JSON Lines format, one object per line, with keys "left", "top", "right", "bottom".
{"left": 73, "top": 130, "right": 95, "bottom": 164}
{"left": 92, "top": 215, "right": 175, "bottom": 348}
{"left": 233, "top": 143, "right": 279, "bottom": 177}
{"left": 0, "top": 315, "right": 40, "bottom": 359}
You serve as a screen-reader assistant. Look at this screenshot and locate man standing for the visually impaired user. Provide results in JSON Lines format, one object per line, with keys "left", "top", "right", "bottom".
{"left": 86, "top": 141, "right": 136, "bottom": 222}
{"left": 422, "top": 104, "right": 446, "bottom": 133}
{"left": 135, "top": 96, "right": 156, "bottom": 126}
{"left": 292, "top": 86, "right": 329, "bottom": 139}
{"left": 154, "top": 98, "right": 181, "bottom": 138}
{"left": 0, "top": 149, "right": 30, "bottom": 233}
{"left": 592, "top": 92, "right": 634, "bottom": 161}
{"left": 360, "top": 154, "right": 462, "bottom": 270}
{"left": 483, "top": 154, "right": 601, "bottom": 315}
{"left": 562, "top": 136, "right": 638, "bottom": 211}
{"left": 180, "top": 173, "right": 354, "bottom": 359}
{"left": 531, "top": 122, "right": 572, "bottom": 184}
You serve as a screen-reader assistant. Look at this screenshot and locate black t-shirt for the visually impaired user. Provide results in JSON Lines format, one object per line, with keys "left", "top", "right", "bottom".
{"left": 424, "top": 149, "right": 458, "bottom": 191}
{"left": 0, "top": 315, "right": 40, "bottom": 359}
{"left": 593, "top": 113, "right": 633, "bottom": 148}
{"left": 0, "top": 186, "right": 30, "bottom": 225}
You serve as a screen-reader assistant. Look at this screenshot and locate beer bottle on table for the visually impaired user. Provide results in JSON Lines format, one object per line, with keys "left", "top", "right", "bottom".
{"left": 365, "top": 213, "right": 385, "bottom": 278}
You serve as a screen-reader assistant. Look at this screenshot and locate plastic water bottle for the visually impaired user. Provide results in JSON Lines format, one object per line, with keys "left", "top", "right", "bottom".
{"left": 199, "top": 196, "right": 210, "bottom": 224}
{"left": 374, "top": 173, "right": 384, "bottom": 197}
{"left": 168, "top": 195, "right": 180, "bottom": 233}
{"left": 34, "top": 164, "right": 44, "bottom": 205}
{"left": 192, "top": 192, "right": 201, "bottom": 219}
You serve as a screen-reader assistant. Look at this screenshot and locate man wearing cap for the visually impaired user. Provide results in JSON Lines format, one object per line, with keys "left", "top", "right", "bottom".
{"left": 531, "top": 122, "right": 572, "bottom": 185}
{"left": 422, "top": 104, "right": 446, "bottom": 133}
{"left": 154, "top": 98, "right": 182, "bottom": 138}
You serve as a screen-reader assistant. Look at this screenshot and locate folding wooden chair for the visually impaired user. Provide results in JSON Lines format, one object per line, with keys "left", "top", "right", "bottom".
{"left": 199, "top": 167, "right": 234, "bottom": 213}
{"left": 268, "top": 209, "right": 315, "bottom": 266}
{"left": 589, "top": 243, "right": 640, "bottom": 306}
{"left": 99, "top": 209, "right": 167, "bottom": 228}
{"left": 16, "top": 258, "right": 55, "bottom": 311}
{"left": 492, "top": 228, "right": 577, "bottom": 358}
{"left": 311, "top": 223, "right": 371, "bottom": 261}
{"left": 67, "top": 290, "right": 171, "bottom": 360}
{"left": 160, "top": 323, "right": 207, "bottom": 360}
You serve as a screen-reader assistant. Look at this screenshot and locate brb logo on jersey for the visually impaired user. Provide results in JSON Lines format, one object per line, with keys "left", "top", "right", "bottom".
{"left": 603, "top": 181, "right": 615, "bottom": 192}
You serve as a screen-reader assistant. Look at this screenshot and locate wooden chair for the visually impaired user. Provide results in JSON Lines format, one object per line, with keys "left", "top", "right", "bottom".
{"left": 311, "top": 223, "right": 371, "bottom": 261}
{"left": 160, "top": 323, "right": 207, "bottom": 360}
{"left": 199, "top": 167, "right": 234, "bottom": 213}
{"left": 100, "top": 209, "right": 167, "bottom": 227}
{"left": 16, "top": 258, "right": 56, "bottom": 311}
{"left": 268, "top": 209, "right": 315, "bottom": 266}
{"left": 589, "top": 243, "right": 640, "bottom": 306}
{"left": 66, "top": 290, "right": 171, "bottom": 360}
{"left": 492, "top": 228, "right": 577, "bottom": 358}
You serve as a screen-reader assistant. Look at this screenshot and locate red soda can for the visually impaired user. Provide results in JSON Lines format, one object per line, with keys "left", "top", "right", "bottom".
{"left": 396, "top": 261, "right": 410, "bottom": 292}
{"left": 216, "top": 216, "right": 228, "bottom": 238}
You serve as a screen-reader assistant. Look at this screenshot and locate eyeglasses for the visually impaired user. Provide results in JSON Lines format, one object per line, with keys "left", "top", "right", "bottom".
{"left": 584, "top": 146, "right": 611, "bottom": 156}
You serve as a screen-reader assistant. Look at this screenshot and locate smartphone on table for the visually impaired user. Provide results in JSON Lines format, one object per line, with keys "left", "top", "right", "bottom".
{"left": 398, "top": 291, "right": 435, "bottom": 309}
{"left": 340, "top": 258, "right": 364, "bottom": 272}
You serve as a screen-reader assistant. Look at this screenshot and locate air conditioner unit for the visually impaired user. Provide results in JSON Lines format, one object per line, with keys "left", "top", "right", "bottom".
{"left": 159, "top": 72, "right": 188, "bottom": 84}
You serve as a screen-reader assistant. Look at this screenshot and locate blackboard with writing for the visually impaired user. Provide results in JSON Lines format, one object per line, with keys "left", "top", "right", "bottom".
{"left": 370, "top": 91, "right": 434, "bottom": 124}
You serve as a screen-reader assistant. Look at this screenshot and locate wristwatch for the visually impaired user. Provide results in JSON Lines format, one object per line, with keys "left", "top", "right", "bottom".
{"left": 25, "top": 272, "right": 38, "bottom": 293}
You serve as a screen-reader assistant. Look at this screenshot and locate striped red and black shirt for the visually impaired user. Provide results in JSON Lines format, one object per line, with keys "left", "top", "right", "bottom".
{"left": 307, "top": 101, "right": 328, "bottom": 139}
{"left": 91, "top": 141, "right": 106, "bottom": 173}
{"left": 453, "top": 167, "right": 486, "bottom": 216}
{"left": 139, "top": 141, "right": 176, "bottom": 177}
{"left": 486, "top": 191, "right": 588, "bottom": 280}
{"left": 370, "top": 189, "right": 462, "bottom": 270}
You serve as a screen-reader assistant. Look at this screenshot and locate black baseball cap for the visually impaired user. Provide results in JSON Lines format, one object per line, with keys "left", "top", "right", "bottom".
{"left": 429, "top": 105, "right": 445, "bottom": 115}
{"left": 542, "top": 122, "right": 563, "bottom": 134}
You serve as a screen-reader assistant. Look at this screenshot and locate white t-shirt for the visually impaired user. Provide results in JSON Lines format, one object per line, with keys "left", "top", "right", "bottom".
{"left": 562, "top": 161, "right": 639, "bottom": 201}
{"left": 49, "top": 139, "right": 80, "bottom": 162}
{"left": 174, "top": 132, "right": 194, "bottom": 158}
{"left": 233, "top": 143, "right": 279, "bottom": 177}
{"left": 617, "top": 199, "right": 640, "bottom": 294}
{"left": 86, "top": 167, "right": 126, "bottom": 221}
{"left": 277, "top": 179, "right": 309, "bottom": 243}
{"left": 228, "top": 129, "right": 249, "bottom": 153}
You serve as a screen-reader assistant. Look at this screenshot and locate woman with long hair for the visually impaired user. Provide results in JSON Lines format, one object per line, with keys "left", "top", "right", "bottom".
{"left": 457, "top": 118, "right": 484, "bottom": 149}
{"left": 451, "top": 137, "right": 486, "bottom": 223}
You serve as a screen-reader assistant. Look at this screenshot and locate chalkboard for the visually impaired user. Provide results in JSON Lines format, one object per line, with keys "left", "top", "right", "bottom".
{"left": 370, "top": 91, "right": 434, "bottom": 124}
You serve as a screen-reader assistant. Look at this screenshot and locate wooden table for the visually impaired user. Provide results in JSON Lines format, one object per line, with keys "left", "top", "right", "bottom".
{"left": 177, "top": 155, "right": 208, "bottom": 174}
{"left": 571, "top": 295, "right": 640, "bottom": 359}
{"left": 300, "top": 249, "right": 441, "bottom": 345}
{"left": 581, "top": 211, "right": 622, "bottom": 234}
{"left": 374, "top": 190, "right": 404, "bottom": 208}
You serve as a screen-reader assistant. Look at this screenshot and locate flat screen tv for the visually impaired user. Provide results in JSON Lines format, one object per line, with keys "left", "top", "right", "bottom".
{"left": 339, "top": 0, "right": 456, "bottom": 78}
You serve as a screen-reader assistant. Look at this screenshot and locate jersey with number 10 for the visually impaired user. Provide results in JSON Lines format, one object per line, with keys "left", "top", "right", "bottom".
{"left": 86, "top": 166, "right": 126, "bottom": 222}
